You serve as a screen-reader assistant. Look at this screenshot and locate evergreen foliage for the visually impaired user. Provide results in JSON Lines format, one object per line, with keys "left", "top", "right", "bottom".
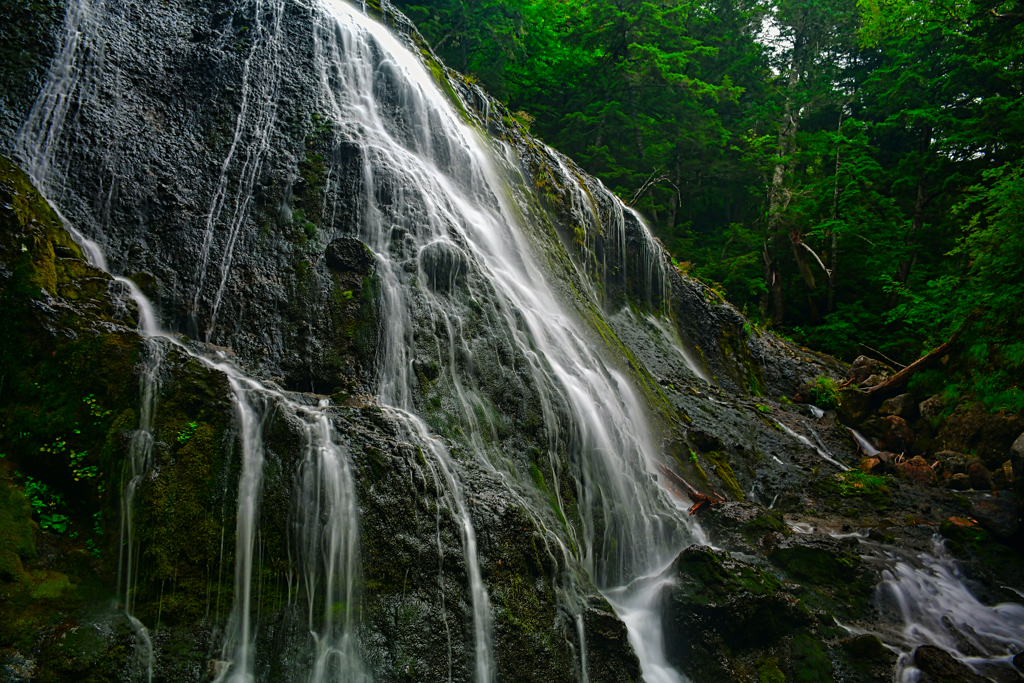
{"left": 395, "top": 0, "right": 1024, "bottom": 409}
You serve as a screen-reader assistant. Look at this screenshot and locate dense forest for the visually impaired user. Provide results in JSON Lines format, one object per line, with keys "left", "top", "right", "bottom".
{"left": 393, "top": 0, "right": 1024, "bottom": 412}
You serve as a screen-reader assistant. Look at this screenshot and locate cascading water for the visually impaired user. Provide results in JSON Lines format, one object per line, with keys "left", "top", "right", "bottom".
{"left": 15, "top": 0, "right": 711, "bottom": 678}
{"left": 862, "top": 537, "right": 1024, "bottom": 681}
{"left": 310, "top": 1, "right": 703, "bottom": 679}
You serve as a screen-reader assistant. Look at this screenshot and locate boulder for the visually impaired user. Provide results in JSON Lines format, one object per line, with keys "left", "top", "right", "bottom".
{"left": 969, "top": 495, "right": 1019, "bottom": 539}
{"left": 860, "top": 457, "right": 882, "bottom": 474}
{"left": 919, "top": 394, "right": 946, "bottom": 421}
{"left": 934, "top": 451, "right": 967, "bottom": 476}
{"left": 880, "top": 415, "right": 914, "bottom": 453}
{"left": 325, "top": 237, "right": 375, "bottom": 274}
{"left": 880, "top": 393, "right": 916, "bottom": 419}
{"left": 1012, "top": 431, "right": 1024, "bottom": 459}
{"left": 912, "top": 644, "right": 988, "bottom": 683}
{"left": 897, "top": 456, "right": 938, "bottom": 486}
{"left": 945, "top": 473, "right": 970, "bottom": 491}
{"left": 847, "top": 355, "right": 894, "bottom": 385}
{"left": 418, "top": 240, "right": 468, "bottom": 293}
{"left": 991, "top": 461, "right": 1013, "bottom": 491}
{"left": 837, "top": 387, "right": 871, "bottom": 423}
{"left": 967, "top": 462, "right": 992, "bottom": 491}
{"left": 661, "top": 545, "right": 812, "bottom": 682}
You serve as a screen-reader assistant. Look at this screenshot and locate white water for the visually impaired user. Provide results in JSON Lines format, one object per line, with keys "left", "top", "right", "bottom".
{"left": 867, "top": 537, "right": 1024, "bottom": 680}
{"left": 850, "top": 428, "right": 881, "bottom": 456}
{"left": 776, "top": 420, "right": 849, "bottom": 471}
{"left": 15, "top": 0, "right": 707, "bottom": 679}
{"left": 311, "top": 2, "right": 700, "bottom": 681}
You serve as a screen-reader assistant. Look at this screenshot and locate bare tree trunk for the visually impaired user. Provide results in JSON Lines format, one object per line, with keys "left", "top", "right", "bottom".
{"left": 763, "top": 42, "right": 802, "bottom": 325}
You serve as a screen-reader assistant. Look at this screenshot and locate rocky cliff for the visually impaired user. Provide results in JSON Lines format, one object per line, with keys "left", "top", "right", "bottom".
{"left": 1, "top": 1, "right": 1022, "bottom": 682}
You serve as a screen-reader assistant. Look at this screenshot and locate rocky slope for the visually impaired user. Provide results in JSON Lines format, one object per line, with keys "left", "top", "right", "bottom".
{"left": 0, "top": 1, "right": 1022, "bottom": 682}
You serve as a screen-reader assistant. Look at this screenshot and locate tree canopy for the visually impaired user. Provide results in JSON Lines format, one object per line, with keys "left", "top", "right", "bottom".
{"left": 395, "top": 0, "right": 1024, "bottom": 411}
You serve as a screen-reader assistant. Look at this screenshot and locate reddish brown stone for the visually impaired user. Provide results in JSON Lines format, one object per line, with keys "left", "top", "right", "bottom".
{"left": 897, "top": 456, "right": 938, "bottom": 486}
{"left": 860, "top": 458, "right": 882, "bottom": 474}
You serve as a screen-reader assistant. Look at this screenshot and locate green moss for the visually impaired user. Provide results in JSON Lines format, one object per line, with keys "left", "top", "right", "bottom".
{"left": 757, "top": 657, "right": 786, "bottom": 683}
{"left": 791, "top": 633, "right": 834, "bottom": 682}
{"left": 706, "top": 451, "right": 745, "bottom": 501}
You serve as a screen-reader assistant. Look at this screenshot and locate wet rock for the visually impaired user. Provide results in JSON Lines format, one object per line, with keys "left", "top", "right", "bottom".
{"left": 968, "top": 462, "right": 992, "bottom": 491}
{"left": 583, "top": 599, "right": 642, "bottom": 683}
{"left": 661, "top": 545, "right": 811, "bottom": 682}
{"left": 897, "top": 456, "right": 938, "bottom": 486}
{"left": 847, "top": 355, "right": 894, "bottom": 385}
{"left": 991, "top": 460, "right": 1013, "bottom": 491}
{"left": 839, "top": 634, "right": 897, "bottom": 680}
{"left": 837, "top": 387, "right": 871, "bottom": 423}
{"left": 934, "top": 451, "right": 967, "bottom": 476}
{"left": 876, "top": 451, "right": 896, "bottom": 473}
{"left": 912, "top": 644, "right": 988, "bottom": 683}
{"left": 767, "top": 535, "right": 875, "bottom": 616}
{"left": 880, "top": 415, "right": 914, "bottom": 453}
{"left": 696, "top": 501, "right": 788, "bottom": 555}
{"left": 688, "top": 428, "right": 723, "bottom": 453}
{"left": 969, "top": 495, "right": 1019, "bottom": 539}
{"left": 945, "top": 473, "right": 971, "bottom": 490}
{"left": 326, "top": 237, "right": 375, "bottom": 274}
{"left": 880, "top": 393, "right": 916, "bottom": 419}
{"left": 418, "top": 240, "right": 468, "bottom": 292}
{"left": 919, "top": 394, "right": 946, "bottom": 421}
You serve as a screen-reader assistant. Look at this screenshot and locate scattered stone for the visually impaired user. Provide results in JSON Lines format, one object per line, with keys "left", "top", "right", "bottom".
{"left": 991, "top": 461, "right": 1012, "bottom": 491}
{"left": 919, "top": 394, "right": 946, "bottom": 420}
{"left": 969, "top": 495, "right": 1019, "bottom": 539}
{"left": 968, "top": 462, "right": 992, "bottom": 491}
{"left": 945, "top": 473, "right": 970, "bottom": 490}
{"left": 847, "top": 355, "right": 895, "bottom": 384}
{"left": 934, "top": 451, "right": 967, "bottom": 475}
{"left": 897, "top": 456, "right": 938, "bottom": 486}
{"left": 880, "top": 415, "right": 914, "bottom": 453}
{"left": 325, "top": 236, "right": 375, "bottom": 274}
{"left": 880, "top": 393, "right": 916, "bottom": 419}
{"left": 912, "top": 644, "right": 988, "bottom": 683}
{"left": 860, "top": 457, "right": 882, "bottom": 474}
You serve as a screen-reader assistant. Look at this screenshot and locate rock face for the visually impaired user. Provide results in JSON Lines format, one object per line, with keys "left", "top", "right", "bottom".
{"left": 1, "top": 2, "right": 1022, "bottom": 683}
{"left": 913, "top": 645, "right": 989, "bottom": 683}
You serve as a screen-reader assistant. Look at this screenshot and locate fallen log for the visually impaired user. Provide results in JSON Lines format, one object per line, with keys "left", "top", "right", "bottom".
{"left": 864, "top": 341, "right": 953, "bottom": 400}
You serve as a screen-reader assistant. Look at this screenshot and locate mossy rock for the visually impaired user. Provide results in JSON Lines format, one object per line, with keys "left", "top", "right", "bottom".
{"left": 663, "top": 545, "right": 813, "bottom": 681}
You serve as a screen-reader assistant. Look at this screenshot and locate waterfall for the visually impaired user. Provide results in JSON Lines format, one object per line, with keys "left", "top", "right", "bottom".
{"left": 312, "top": 1, "right": 699, "bottom": 679}
{"left": 13, "top": 0, "right": 708, "bottom": 678}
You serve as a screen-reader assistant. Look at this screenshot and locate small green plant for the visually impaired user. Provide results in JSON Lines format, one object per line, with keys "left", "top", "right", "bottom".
{"left": 177, "top": 422, "right": 198, "bottom": 444}
{"left": 342, "top": 290, "right": 355, "bottom": 300}
{"left": 69, "top": 449, "right": 99, "bottom": 481}
{"left": 756, "top": 404, "right": 772, "bottom": 413}
{"left": 23, "top": 476, "right": 69, "bottom": 533}
{"left": 809, "top": 375, "right": 840, "bottom": 409}
{"left": 83, "top": 394, "right": 112, "bottom": 424}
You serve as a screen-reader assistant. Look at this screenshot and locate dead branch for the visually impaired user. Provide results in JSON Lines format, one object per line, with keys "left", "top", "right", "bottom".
{"left": 658, "top": 464, "right": 725, "bottom": 514}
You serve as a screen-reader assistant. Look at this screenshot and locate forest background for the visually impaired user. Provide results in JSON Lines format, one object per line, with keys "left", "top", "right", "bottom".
{"left": 391, "top": 0, "right": 1024, "bottom": 412}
